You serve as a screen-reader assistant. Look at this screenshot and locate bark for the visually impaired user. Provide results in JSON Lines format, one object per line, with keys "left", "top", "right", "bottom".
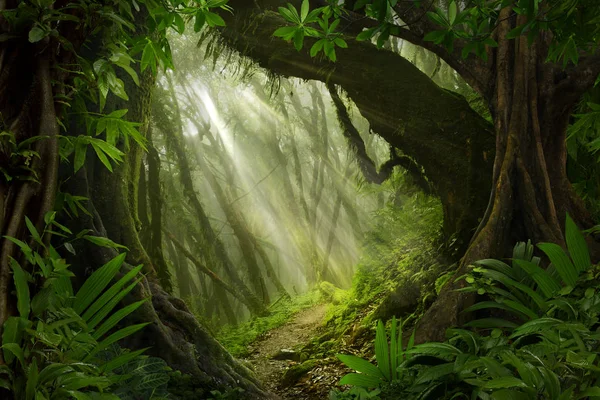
{"left": 146, "top": 126, "right": 172, "bottom": 291}
{"left": 165, "top": 233, "right": 195, "bottom": 300}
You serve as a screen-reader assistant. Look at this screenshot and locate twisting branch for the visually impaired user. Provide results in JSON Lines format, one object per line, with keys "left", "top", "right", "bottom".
{"left": 553, "top": 51, "right": 600, "bottom": 107}
{"left": 327, "top": 83, "right": 431, "bottom": 193}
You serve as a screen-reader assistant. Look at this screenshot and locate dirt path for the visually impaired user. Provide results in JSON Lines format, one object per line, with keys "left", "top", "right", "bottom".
{"left": 244, "top": 304, "right": 340, "bottom": 399}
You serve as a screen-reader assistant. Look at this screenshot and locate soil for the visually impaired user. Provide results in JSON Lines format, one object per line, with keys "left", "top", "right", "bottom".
{"left": 244, "top": 304, "right": 351, "bottom": 399}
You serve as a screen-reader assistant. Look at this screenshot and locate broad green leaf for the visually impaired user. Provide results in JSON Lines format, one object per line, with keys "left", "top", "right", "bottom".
{"left": 74, "top": 137, "right": 88, "bottom": 173}
{"left": 408, "top": 342, "right": 462, "bottom": 359}
{"left": 565, "top": 214, "right": 591, "bottom": 272}
{"left": 484, "top": 376, "right": 527, "bottom": 389}
{"left": 204, "top": 12, "right": 225, "bottom": 27}
{"left": 448, "top": 1, "right": 457, "bottom": 24}
{"left": 100, "top": 348, "right": 148, "bottom": 373}
{"left": 293, "top": 29, "right": 304, "bottom": 51}
{"left": 414, "top": 362, "right": 454, "bottom": 384}
{"left": 141, "top": 42, "right": 155, "bottom": 72}
{"left": 375, "top": 320, "right": 390, "bottom": 381}
{"left": 26, "top": 357, "right": 38, "bottom": 400}
{"left": 74, "top": 253, "right": 126, "bottom": 315}
{"left": 513, "top": 259, "right": 561, "bottom": 298}
{"left": 273, "top": 26, "right": 297, "bottom": 39}
{"left": 2, "top": 343, "right": 25, "bottom": 369}
{"left": 136, "top": 372, "right": 170, "bottom": 390}
{"left": 92, "top": 300, "right": 148, "bottom": 340}
{"left": 83, "top": 235, "right": 128, "bottom": 250}
{"left": 465, "top": 318, "right": 518, "bottom": 329}
{"left": 29, "top": 26, "right": 46, "bottom": 43}
{"left": 300, "top": 0, "right": 309, "bottom": 21}
{"left": 10, "top": 259, "right": 30, "bottom": 318}
{"left": 537, "top": 243, "right": 578, "bottom": 287}
{"left": 336, "top": 354, "right": 385, "bottom": 379}
{"left": 310, "top": 39, "right": 325, "bottom": 57}
{"left": 339, "top": 373, "right": 382, "bottom": 388}
{"left": 25, "top": 216, "right": 42, "bottom": 246}
{"left": 2, "top": 316, "right": 29, "bottom": 363}
{"left": 194, "top": 11, "right": 206, "bottom": 32}
{"left": 510, "top": 317, "right": 562, "bottom": 338}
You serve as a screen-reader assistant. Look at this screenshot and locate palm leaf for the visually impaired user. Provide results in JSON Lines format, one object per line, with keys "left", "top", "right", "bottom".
{"left": 565, "top": 214, "right": 591, "bottom": 272}
{"left": 82, "top": 265, "right": 143, "bottom": 323}
{"left": 336, "top": 354, "right": 385, "bottom": 379}
{"left": 537, "top": 243, "right": 578, "bottom": 287}
{"left": 92, "top": 299, "right": 147, "bottom": 340}
{"left": 74, "top": 253, "right": 127, "bottom": 315}
{"left": 375, "top": 320, "right": 390, "bottom": 381}
{"left": 513, "top": 259, "right": 561, "bottom": 298}
{"left": 87, "top": 277, "right": 143, "bottom": 330}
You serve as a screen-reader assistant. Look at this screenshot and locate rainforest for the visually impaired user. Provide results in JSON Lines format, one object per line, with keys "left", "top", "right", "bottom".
{"left": 0, "top": 0, "right": 599, "bottom": 399}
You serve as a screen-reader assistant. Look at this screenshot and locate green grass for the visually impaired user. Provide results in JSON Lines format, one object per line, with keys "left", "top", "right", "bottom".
{"left": 217, "top": 289, "right": 322, "bottom": 357}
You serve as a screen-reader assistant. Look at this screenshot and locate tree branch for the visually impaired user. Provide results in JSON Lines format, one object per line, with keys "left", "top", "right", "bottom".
{"left": 553, "top": 51, "right": 600, "bottom": 108}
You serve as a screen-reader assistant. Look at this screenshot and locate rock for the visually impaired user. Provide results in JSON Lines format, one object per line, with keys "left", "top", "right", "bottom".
{"left": 372, "top": 281, "right": 421, "bottom": 321}
{"left": 319, "top": 281, "right": 347, "bottom": 304}
{"left": 271, "top": 349, "right": 302, "bottom": 362}
{"left": 281, "top": 359, "right": 319, "bottom": 387}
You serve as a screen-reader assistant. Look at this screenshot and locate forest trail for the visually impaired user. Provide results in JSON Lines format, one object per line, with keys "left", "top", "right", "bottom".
{"left": 245, "top": 304, "right": 339, "bottom": 399}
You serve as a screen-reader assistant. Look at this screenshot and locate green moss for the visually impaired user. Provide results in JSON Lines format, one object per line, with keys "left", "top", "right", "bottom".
{"left": 217, "top": 289, "right": 322, "bottom": 357}
{"left": 281, "top": 359, "right": 319, "bottom": 387}
{"left": 319, "top": 281, "right": 348, "bottom": 304}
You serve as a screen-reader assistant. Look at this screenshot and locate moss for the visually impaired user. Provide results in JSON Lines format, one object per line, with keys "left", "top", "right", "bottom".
{"left": 281, "top": 359, "right": 319, "bottom": 387}
{"left": 217, "top": 289, "right": 322, "bottom": 357}
{"left": 319, "top": 281, "right": 348, "bottom": 304}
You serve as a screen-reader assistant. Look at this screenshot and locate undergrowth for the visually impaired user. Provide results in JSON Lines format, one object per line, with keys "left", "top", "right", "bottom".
{"left": 218, "top": 289, "right": 322, "bottom": 357}
{"left": 306, "top": 193, "right": 447, "bottom": 357}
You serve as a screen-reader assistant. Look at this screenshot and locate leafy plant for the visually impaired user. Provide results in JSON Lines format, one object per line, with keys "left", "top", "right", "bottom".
{"left": 337, "top": 316, "right": 415, "bottom": 388}
{"left": 0, "top": 215, "right": 150, "bottom": 399}
{"left": 101, "top": 344, "right": 172, "bottom": 399}
{"left": 334, "top": 215, "right": 600, "bottom": 399}
{"left": 274, "top": 0, "right": 348, "bottom": 61}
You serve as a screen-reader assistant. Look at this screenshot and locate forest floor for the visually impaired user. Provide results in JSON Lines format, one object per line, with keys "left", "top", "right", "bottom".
{"left": 243, "top": 303, "right": 349, "bottom": 399}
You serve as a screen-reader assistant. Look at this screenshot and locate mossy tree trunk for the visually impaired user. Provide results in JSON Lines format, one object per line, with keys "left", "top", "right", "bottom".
{"left": 416, "top": 13, "right": 600, "bottom": 341}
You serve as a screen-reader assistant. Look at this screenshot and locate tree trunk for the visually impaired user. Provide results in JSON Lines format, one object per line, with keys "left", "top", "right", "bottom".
{"left": 416, "top": 12, "right": 598, "bottom": 342}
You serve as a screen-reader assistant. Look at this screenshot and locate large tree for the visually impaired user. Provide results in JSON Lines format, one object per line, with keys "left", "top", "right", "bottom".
{"left": 215, "top": 0, "right": 600, "bottom": 340}
{"left": 0, "top": 0, "right": 273, "bottom": 397}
